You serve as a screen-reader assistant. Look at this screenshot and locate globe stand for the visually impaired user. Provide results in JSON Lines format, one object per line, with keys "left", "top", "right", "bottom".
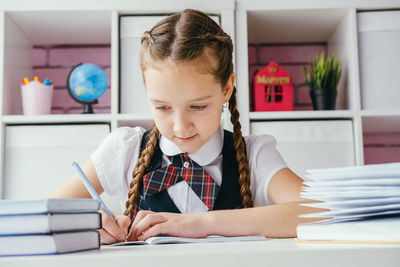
{"left": 83, "top": 103, "right": 94, "bottom": 114}
{"left": 82, "top": 99, "right": 98, "bottom": 114}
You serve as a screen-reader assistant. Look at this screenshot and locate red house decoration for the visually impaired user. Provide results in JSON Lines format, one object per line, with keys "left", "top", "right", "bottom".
{"left": 253, "top": 61, "right": 293, "bottom": 111}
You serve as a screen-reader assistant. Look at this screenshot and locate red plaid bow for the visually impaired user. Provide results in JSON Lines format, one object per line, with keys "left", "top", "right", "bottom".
{"left": 142, "top": 153, "right": 220, "bottom": 210}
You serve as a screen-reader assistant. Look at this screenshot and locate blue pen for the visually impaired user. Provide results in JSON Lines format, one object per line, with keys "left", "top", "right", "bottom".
{"left": 72, "top": 161, "right": 116, "bottom": 223}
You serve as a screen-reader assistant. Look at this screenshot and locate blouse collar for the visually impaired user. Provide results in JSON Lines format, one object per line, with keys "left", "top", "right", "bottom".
{"left": 159, "top": 125, "right": 224, "bottom": 166}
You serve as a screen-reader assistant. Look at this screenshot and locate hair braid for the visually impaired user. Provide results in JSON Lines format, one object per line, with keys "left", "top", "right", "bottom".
{"left": 228, "top": 87, "right": 254, "bottom": 208}
{"left": 124, "top": 123, "right": 160, "bottom": 219}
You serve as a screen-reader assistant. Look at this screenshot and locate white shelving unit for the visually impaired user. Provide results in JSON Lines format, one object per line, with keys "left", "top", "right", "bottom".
{"left": 0, "top": 0, "right": 235, "bottom": 199}
{"left": 235, "top": 0, "right": 400, "bottom": 170}
{"left": 0, "top": 0, "right": 399, "bottom": 198}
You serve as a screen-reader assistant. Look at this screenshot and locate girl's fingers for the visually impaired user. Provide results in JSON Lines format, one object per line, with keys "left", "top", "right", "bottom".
{"left": 101, "top": 209, "right": 126, "bottom": 242}
{"left": 114, "top": 212, "right": 131, "bottom": 235}
{"left": 131, "top": 213, "right": 168, "bottom": 240}
{"left": 137, "top": 222, "right": 166, "bottom": 241}
{"left": 99, "top": 229, "right": 119, "bottom": 245}
{"left": 127, "top": 210, "right": 154, "bottom": 239}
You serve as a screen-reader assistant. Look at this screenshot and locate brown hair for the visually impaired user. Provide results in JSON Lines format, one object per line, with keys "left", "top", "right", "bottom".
{"left": 124, "top": 9, "right": 253, "bottom": 219}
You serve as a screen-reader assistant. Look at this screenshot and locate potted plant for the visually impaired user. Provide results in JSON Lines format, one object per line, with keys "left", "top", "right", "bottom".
{"left": 302, "top": 52, "right": 342, "bottom": 110}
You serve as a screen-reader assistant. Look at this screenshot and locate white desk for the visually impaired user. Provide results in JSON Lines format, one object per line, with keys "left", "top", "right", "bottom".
{"left": 1, "top": 239, "right": 400, "bottom": 267}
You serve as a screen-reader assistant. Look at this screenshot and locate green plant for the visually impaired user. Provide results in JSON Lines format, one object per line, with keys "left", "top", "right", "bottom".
{"left": 302, "top": 52, "right": 342, "bottom": 91}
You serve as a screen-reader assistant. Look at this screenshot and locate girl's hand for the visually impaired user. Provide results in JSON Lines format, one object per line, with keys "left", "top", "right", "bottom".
{"left": 99, "top": 209, "right": 131, "bottom": 244}
{"left": 126, "top": 210, "right": 210, "bottom": 241}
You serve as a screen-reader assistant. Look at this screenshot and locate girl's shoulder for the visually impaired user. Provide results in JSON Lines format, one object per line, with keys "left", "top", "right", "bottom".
{"left": 110, "top": 126, "right": 147, "bottom": 137}
{"left": 94, "top": 126, "right": 147, "bottom": 156}
{"left": 244, "top": 133, "right": 278, "bottom": 150}
{"left": 91, "top": 126, "right": 147, "bottom": 198}
{"left": 244, "top": 133, "right": 287, "bottom": 206}
{"left": 244, "top": 133, "right": 285, "bottom": 168}
{"left": 106, "top": 126, "right": 147, "bottom": 145}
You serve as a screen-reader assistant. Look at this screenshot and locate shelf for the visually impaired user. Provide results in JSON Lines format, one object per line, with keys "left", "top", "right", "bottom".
{"left": 249, "top": 110, "right": 355, "bottom": 121}
{"left": 361, "top": 110, "right": 400, "bottom": 117}
{"left": 0, "top": 1, "right": 398, "bottom": 201}
{"left": 2, "top": 114, "right": 112, "bottom": 125}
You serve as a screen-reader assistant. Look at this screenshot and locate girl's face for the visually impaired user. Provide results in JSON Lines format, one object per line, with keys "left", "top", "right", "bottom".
{"left": 144, "top": 61, "right": 234, "bottom": 153}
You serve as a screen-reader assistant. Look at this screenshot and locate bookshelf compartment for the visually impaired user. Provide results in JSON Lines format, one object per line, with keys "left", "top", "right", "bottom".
{"left": 246, "top": 8, "right": 358, "bottom": 113}
{"left": 2, "top": 11, "right": 112, "bottom": 115}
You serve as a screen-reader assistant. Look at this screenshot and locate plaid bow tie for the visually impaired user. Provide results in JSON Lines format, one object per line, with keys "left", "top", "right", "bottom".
{"left": 142, "top": 153, "right": 220, "bottom": 210}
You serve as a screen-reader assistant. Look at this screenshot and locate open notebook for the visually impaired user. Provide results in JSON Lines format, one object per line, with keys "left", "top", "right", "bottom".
{"left": 109, "top": 235, "right": 267, "bottom": 246}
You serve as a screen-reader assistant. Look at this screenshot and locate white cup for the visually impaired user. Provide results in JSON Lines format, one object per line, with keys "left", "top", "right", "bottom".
{"left": 21, "top": 81, "right": 54, "bottom": 115}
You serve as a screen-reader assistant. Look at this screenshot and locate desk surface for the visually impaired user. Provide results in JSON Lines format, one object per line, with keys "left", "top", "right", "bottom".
{"left": 1, "top": 239, "right": 400, "bottom": 267}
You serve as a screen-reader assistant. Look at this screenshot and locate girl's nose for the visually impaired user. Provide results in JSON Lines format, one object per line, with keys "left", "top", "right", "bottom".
{"left": 173, "top": 111, "right": 192, "bottom": 134}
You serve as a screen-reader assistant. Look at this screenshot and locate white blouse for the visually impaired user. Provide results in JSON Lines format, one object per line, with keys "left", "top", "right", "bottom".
{"left": 91, "top": 126, "right": 287, "bottom": 213}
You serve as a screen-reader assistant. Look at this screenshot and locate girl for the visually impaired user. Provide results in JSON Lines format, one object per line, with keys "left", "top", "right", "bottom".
{"left": 51, "top": 9, "right": 321, "bottom": 244}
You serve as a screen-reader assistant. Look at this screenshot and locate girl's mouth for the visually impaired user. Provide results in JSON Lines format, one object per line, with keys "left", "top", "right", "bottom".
{"left": 176, "top": 134, "right": 197, "bottom": 142}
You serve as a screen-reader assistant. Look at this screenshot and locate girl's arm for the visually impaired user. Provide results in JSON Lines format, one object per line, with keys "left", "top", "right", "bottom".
{"left": 127, "top": 168, "right": 325, "bottom": 240}
{"left": 199, "top": 165, "right": 324, "bottom": 238}
{"left": 49, "top": 159, "right": 131, "bottom": 244}
{"left": 49, "top": 159, "right": 103, "bottom": 198}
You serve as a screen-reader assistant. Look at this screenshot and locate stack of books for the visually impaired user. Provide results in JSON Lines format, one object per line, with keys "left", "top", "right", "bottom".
{"left": 297, "top": 162, "right": 400, "bottom": 244}
{"left": 0, "top": 198, "right": 102, "bottom": 256}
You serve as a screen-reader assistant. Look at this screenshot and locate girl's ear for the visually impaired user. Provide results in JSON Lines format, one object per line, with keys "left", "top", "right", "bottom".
{"left": 223, "top": 73, "right": 236, "bottom": 103}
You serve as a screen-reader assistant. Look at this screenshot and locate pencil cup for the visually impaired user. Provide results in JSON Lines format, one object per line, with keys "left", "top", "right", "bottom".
{"left": 21, "top": 81, "right": 53, "bottom": 115}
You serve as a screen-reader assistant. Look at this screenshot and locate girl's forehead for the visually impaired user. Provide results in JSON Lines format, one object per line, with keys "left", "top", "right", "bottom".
{"left": 144, "top": 47, "right": 219, "bottom": 75}
{"left": 148, "top": 58, "right": 212, "bottom": 75}
{"left": 145, "top": 65, "right": 223, "bottom": 102}
{"left": 145, "top": 61, "right": 219, "bottom": 86}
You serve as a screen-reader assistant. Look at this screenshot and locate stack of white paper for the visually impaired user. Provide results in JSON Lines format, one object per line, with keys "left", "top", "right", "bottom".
{"left": 297, "top": 162, "right": 400, "bottom": 243}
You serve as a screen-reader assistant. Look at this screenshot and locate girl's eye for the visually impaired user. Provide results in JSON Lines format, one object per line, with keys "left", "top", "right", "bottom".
{"left": 156, "top": 106, "right": 170, "bottom": 111}
{"left": 191, "top": 105, "right": 207, "bottom": 110}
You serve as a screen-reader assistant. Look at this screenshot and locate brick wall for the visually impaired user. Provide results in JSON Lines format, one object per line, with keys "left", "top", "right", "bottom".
{"left": 363, "top": 133, "right": 400, "bottom": 164}
{"left": 32, "top": 45, "right": 111, "bottom": 114}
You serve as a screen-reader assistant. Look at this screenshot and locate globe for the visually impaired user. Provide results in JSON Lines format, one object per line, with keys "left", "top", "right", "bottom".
{"left": 67, "top": 63, "right": 108, "bottom": 113}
